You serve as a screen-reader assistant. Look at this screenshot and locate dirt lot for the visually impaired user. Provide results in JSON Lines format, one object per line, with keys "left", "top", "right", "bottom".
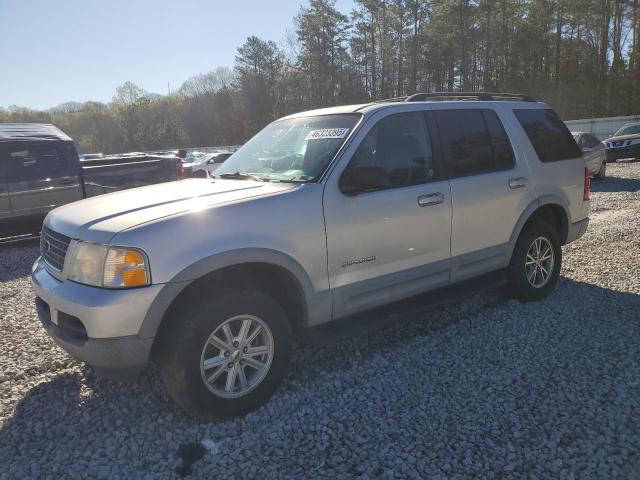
{"left": 1, "top": 162, "right": 640, "bottom": 479}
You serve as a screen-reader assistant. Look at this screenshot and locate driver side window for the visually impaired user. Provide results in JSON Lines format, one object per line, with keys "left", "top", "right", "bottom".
{"left": 350, "top": 111, "right": 434, "bottom": 188}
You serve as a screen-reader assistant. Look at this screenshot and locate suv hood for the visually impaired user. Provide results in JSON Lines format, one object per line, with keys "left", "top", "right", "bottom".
{"left": 46, "top": 178, "right": 297, "bottom": 243}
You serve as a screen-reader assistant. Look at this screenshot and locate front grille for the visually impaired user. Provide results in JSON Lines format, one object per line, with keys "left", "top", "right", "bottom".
{"left": 40, "top": 226, "right": 72, "bottom": 272}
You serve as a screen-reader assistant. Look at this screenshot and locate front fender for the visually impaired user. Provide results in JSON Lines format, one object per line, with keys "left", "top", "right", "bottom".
{"left": 137, "top": 248, "right": 331, "bottom": 339}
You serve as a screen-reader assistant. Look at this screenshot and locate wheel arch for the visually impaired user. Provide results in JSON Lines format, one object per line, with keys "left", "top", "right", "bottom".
{"left": 140, "top": 249, "right": 325, "bottom": 348}
{"left": 509, "top": 197, "right": 571, "bottom": 251}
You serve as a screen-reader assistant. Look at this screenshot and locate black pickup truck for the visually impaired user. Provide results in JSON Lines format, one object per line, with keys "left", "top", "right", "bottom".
{"left": 0, "top": 123, "right": 181, "bottom": 237}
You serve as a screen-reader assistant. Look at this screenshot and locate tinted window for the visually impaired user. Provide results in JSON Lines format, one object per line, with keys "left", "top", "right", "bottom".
{"left": 483, "top": 110, "right": 516, "bottom": 170}
{"left": 349, "top": 111, "right": 434, "bottom": 187}
{"left": 2, "top": 145, "right": 67, "bottom": 181}
{"left": 436, "top": 109, "right": 512, "bottom": 177}
{"left": 514, "top": 109, "right": 581, "bottom": 162}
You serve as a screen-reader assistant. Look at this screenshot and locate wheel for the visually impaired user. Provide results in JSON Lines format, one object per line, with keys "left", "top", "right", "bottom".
{"left": 156, "top": 290, "right": 292, "bottom": 418}
{"left": 594, "top": 160, "right": 606, "bottom": 180}
{"left": 507, "top": 221, "right": 562, "bottom": 302}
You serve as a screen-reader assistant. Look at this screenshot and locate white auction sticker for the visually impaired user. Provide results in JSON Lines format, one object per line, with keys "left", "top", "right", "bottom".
{"left": 305, "top": 128, "right": 350, "bottom": 140}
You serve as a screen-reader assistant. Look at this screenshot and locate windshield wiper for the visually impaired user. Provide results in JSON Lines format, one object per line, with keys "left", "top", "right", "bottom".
{"left": 216, "top": 171, "right": 266, "bottom": 182}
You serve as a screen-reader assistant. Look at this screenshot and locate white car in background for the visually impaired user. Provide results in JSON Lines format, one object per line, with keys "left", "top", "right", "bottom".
{"left": 572, "top": 131, "right": 607, "bottom": 180}
{"left": 187, "top": 151, "right": 234, "bottom": 177}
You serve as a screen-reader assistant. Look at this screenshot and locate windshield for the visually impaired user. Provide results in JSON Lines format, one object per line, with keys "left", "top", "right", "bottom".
{"left": 216, "top": 114, "right": 361, "bottom": 182}
{"left": 614, "top": 124, "right": 640, "bottom": 137}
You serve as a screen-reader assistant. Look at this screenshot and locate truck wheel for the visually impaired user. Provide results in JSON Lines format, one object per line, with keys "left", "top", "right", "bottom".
{"left": 507, "top": 221, "right": 561, "bottom": 302}
{"left": 157, "top": 290, "right": 292, "bottom": 418}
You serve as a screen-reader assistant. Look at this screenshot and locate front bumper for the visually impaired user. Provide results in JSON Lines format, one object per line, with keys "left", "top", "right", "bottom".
{"left": 607, "top": 144, "right": 640, "bottom": 162}
{"left": 31, "top": 257, "right": 163, "bottom": 379}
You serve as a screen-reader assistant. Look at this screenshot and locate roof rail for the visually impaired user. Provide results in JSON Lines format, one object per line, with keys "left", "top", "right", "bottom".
{"left": 405, "top": 92, "right": 536, "bottom": 102}
{"left": 372, "top": 96, "right": 410, "bottom": 104}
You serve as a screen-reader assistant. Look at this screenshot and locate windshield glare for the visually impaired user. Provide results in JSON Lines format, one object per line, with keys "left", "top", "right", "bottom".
{"left": 615, "top": 124, "right": 640, "bottom": 137}
{"left": 216, "top": 114, "right": 360, "bottom": 182}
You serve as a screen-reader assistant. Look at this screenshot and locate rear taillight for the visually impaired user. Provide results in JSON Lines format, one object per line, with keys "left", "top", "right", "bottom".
{"left": 583, "top": 167, "right": 590, "bottom": 201}
{"left": 177, "top": 161, "right": 185, "bottom": 180}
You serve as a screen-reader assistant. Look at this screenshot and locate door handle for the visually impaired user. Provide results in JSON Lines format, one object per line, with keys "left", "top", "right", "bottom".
{"left": 417, "top": 192, "right": 444, "bottom": 207}
{"left": 508, "top": 177, "right": 528, "bottom": 189}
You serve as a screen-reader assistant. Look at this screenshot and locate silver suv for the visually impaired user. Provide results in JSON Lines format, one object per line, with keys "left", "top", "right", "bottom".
{"left": 32, "top": 93, "right": 590, "bottom": 417}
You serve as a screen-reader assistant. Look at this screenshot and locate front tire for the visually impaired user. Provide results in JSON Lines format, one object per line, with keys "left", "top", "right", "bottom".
{"left": 156, "top": 290, "right": 292, "bottom": 418}
{"left": 508, "top": 221, "right": 562, "bottom": 302}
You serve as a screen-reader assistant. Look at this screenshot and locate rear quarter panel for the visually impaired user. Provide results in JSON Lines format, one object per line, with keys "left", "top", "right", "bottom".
{"left": 502, "top": 106, "right": 589, "bottom": 225}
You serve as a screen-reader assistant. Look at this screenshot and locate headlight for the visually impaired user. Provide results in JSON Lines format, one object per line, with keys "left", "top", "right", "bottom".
{"left": 65, "top": 241, "right": 150, "bottom": 288}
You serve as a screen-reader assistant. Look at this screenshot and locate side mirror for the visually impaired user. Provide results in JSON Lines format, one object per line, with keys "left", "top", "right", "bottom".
{"left": 340, "top": 165, "right": 390, "bottom": 195}
{"left": 207, "top": 159, "right": 214, "bottom": 164}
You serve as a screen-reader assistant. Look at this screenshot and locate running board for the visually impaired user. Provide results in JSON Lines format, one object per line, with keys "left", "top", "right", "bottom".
{"left": 302, "top": 270, "right": 507, "bottom": 345}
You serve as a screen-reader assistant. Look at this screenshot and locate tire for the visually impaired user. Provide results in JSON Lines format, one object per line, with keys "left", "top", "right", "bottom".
{"left": 156, "top": 290, "right": 292, "bottom": 418}
{"left": 507, "top": 221, "right": 562, "bottom": 302}
{"left": 594, "top": 160, "right": 606, "bottom": 180}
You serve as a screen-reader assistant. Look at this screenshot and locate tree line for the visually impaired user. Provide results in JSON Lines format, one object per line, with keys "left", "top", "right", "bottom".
{"left": 2, "top": 0, "right": 639, "bottom": 153}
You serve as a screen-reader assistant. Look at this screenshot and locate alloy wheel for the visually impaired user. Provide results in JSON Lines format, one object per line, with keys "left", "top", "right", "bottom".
{"left": 200, "top": 315, "right": 274, "bottom": 399}
{"left": 525, "top": 236, "right": 555, "bottom": 288}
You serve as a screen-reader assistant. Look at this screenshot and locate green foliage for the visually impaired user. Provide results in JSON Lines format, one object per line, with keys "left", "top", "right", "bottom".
{"left": 3, "top": 0, "right": 639, "bottom": 153}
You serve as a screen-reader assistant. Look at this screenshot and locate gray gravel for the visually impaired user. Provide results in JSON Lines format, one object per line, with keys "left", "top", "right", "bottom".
{"left": 2, "top": 162, "right": 640, "bottom": 479}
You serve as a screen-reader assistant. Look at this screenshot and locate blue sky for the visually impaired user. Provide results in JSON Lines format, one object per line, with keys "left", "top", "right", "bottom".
{"left": 0, "top": 0, "right": 354, "bottom": 110}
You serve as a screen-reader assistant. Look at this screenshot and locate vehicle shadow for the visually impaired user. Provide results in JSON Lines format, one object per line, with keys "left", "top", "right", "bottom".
{"left": 2, "top": 277, "right": 639, "bottom": 478}
{"left": 591, "top": 174, "right": 640, "bottom": 193}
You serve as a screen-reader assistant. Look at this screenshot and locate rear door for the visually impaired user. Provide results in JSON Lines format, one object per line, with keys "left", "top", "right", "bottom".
{"left": 4, "top": 141, "right": 83, "bottom": 222}
{"left": 430, "top": 105, "right": 537, "bottom": 282}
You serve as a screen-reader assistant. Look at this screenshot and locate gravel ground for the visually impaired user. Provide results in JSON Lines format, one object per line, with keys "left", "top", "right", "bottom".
{"left": 1, "top": 162, "right": 640, "bottom": 479}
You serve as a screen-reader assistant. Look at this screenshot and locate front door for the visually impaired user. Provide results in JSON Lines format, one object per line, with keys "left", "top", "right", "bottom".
{"left": 323, "top": 110, "right": 452, "bottom": 319}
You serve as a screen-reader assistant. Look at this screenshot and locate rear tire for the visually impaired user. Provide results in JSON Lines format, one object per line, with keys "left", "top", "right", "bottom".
{"left": 156, "top": 290, "right": 292, "bottom": 418}
{"left": 507, "top": 221, "right": 561, "bottom": 302}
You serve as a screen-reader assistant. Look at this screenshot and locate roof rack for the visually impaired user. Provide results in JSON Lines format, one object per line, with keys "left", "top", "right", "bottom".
{"left": 371, "top": 96, "right": 410, "bottom": 104}
{"left": 405, "top": 92, "right": 536, "bottom": 102}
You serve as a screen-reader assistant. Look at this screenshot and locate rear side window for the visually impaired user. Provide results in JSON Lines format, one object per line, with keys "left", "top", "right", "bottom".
{"left": 1, "top": 144, "right": 68, "bottom": 181}
{"left": 514, "top": 109, "right": 581, "bottom": 162}
{"left": 434, "top": 109, "right": 515, "bottom": 177}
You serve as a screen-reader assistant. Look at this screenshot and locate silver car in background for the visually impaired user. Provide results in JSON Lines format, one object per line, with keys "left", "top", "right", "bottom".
{"left": 572, "top": 132, "right": 607, "bottom": 180}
